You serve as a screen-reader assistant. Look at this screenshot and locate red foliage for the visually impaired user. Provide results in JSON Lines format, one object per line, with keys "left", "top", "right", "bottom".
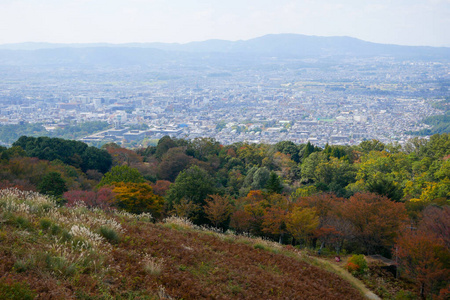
{"left": 297, "top": 193, "right": 345, "bottom": 218}
{"left": 229, "top": 210, "right": 253, "bottom": 234}
{"left": 64, "top": 187, "right": 114, "bottom": 209}
{"left": 420, "top": 206, "right": 450, "bottom": 248}
{"left": 151, "top": 180, "right": 172, "bottom": 197}
{"left": 346, "top": 262, "right": 360, "bottom": 273}
{"left": 261, "top": 207, "right": 288, "bottom": 236}
{"left": 338, "top": 192, "right": 407, "bottom": 254}
{"left": 203, "top": 194, "right": 233, "bottom": 228}
{"left": 396, "top": 205, "right": 450, "bottom": 299}
{"left": 226, "top": 148, "right": 236, "bottom": 157}
{"left": 0, "top": 179, "right": 36, "bottom": 192}
{"left": 396, "top": 229, "right": 449, "bottom": 299}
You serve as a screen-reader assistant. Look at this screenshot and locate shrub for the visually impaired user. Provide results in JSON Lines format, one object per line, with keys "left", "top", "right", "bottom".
{"left": 15, "top": 216, "right": 31, "bottom": 229}
{"left": 254, "top": 244, "right": 266, "bottom": 250}
{"left": 99, "top": 226, "right": 120, "bottom": 244}
{"left": 394, "top": 290, "right": 415, "bottom": 300}
{"left": 0, "top": 277, "right": 36, "bottom": 300}
{"left": 43, "top": 253, "right": 76, "bottom": 277}
{"left": 13, "top": 259, "right": 30, "bottom": 273}
{"left": 345, "top": 254, "right": 368, "bottom": 275}
{"left": 50, "top": 224, "right": 61, "bottom": 235}
{"left": 40, "top": 218, "right": 52, "bottom": 231}
{"left": 61, "top": 229, "right": 72, "bottom": 241}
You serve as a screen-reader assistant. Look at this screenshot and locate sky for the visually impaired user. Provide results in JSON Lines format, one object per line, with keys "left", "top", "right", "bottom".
{"left": 0, "top": 0, "right": 449, "bottom": 47}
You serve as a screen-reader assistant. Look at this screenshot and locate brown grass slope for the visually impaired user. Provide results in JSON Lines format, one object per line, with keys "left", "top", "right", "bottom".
{"left": 0, "top": 189, "right": 364, "bottom": 299}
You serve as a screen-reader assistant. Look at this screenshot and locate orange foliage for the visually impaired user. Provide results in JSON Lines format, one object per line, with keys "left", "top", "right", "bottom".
{"left": 112, "top": 182, "right": 164, "bottom": 217}
{"left": 203, "top": 194, "right": 233, "bottom": 228}
{"left": 261, "top": 207, "right": 288, "bottom": 236}
{"left": 396, "top": 230, "right": 449, "bottom": 299}
{"left": 338, "top": 192, "right": 407, "bottom": 254}
{"left": 246, "top": 190, "right": 265, "bottom": 203}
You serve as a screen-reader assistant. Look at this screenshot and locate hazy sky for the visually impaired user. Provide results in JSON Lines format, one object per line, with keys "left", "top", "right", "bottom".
{"left": 0, "top": 0, "right": 449, "bottom": 47}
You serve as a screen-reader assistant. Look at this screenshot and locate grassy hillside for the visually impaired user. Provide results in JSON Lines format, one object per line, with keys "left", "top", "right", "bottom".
{"left": 0, "top": 188, "right": 365, "bottom": 299}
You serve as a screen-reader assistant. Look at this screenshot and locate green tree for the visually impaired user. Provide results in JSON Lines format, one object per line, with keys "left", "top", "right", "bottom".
{"left": 367, "top": 176, "right": 403, "bottom": 201}
{"left": 275, "top": 140, "right": 300, "bottom": 163}
{"left": 186, "top": 137, "right": 221, "bottom": 161}
{"left": 251, "top": 167, "right": 270, "bottom": 190}
{"left": 154, "top": 136, "right": 178, "bottom": 159}
{"left": 266, "top": 172, "right": 283, "bottom": 194}
{"left": 301, "top": 141, "right": 321, "bottom": 160}
{"left": 98, "top": 165, "right": 144, "bottom": 187}
{"left": 165, "top": 165, "right": 216, "bottom": 221}
{"left": 38, "top": 172, "right": 68, "bottom": 198}
{"left": 301, "top": 152, "right": 328, "bottom": 183}
{"left": 358, "top": 139, "right": 385, "bottom": 154}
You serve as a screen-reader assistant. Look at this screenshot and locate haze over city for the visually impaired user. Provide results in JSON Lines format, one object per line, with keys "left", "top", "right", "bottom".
{"left": 0, "top": 1, "right": 449, "bottom": 299}
{"left": 1, "top": 0, "right": 449, "bottom": 47}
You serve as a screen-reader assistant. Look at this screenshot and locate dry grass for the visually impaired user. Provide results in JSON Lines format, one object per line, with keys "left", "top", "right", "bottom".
{"left": 0, "top": 188, "right": 366, "bottom": 299}
{"left": 142, "top": 254, "right": 165, "bottom": 276}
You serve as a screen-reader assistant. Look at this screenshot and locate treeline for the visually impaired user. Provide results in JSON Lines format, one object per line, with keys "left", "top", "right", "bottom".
{"left": 0, "top": 121, "right": 110, "bottom": 145}
{"left": 13, "top": 136, "right": 112, "bottom": 173}
{"left": 0, "top": 134, "right": 449, "bottom": 298}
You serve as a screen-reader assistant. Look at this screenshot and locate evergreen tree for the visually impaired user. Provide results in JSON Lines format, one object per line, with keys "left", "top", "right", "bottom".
{"left": 38, "top": 172, "right": 68, "bottom": 198}
{"left": 266, "top": 172, "right": 283, "bottom": 194}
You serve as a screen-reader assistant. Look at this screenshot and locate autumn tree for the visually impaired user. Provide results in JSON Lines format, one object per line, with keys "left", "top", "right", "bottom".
{"left": 338, "top": 192, "right": 407, "bottom": 254}
{"left": 171, "top": 198, "right": 201, "bottom": 220}
{"left": 236, "top": 190, "right": 268, "bottom": 236}
{"left": 295, "top": 193, "right": 352, "bottom": 252}
{"left": 396, "top": 229, "right": 449, "bottom": 299}
{"left": 229, "top": 210, "right": 253, "bottom": 234}
{"left": 151, "top": 180, "right": 172, "bottom": 197}
{"left": 63, "top": 187, "right": 115, "bottom": 210}
{"left": 157, "top": 147, "right": 191, "bottom": 181}
{"left": 203, "top": 194, "right": 234, "bottom": 228}
{"left": 103, "top": 143, "right": 143, "bottom": 166}
{"left": 286, "top": 206, "right": 320, "bottom": 247}
{"left": 262, "top": 207, "right": 288, "bottom": 243}
{"left": 395, "top": 205, "right": 450, "bottom": 299}
{"left": 420, "top": 206, "right": 450, "bottom": 248}
{"left": 112, "top": 182, "right": 164, "bottom": 217}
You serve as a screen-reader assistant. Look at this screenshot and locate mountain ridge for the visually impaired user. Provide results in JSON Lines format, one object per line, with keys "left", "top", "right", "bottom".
{"left": 0, "top": 33, "right": 449, "bottom": 67}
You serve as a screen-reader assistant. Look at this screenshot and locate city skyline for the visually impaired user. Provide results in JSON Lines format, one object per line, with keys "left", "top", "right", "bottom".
{"left": 0, "top": 0, "right": 449, "bottom": 47}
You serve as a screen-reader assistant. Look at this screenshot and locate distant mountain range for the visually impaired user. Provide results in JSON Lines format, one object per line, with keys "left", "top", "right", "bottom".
{"left": 0, "top": 34, "right": 449, "bottom": 67}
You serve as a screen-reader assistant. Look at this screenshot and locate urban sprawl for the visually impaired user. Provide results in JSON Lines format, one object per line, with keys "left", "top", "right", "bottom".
{"left": 0, "top": 57, "right": 448, "bottom": 147}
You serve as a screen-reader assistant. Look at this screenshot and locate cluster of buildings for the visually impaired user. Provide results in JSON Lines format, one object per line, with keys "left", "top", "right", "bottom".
{"left": 0, "top": 58, "right": 448, "bottom": 147}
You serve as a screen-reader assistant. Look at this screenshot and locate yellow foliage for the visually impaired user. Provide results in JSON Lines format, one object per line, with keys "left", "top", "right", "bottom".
{"left": 112, "top": 182, "right": 164, "bottom": 217}
{"left": 286, "top": 207, "right": 319, "bottom": 242}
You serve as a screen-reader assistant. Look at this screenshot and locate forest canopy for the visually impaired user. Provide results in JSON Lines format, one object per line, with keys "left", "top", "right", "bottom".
{"left": 0, "top": 134, "right": 449, "bottom": 298}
